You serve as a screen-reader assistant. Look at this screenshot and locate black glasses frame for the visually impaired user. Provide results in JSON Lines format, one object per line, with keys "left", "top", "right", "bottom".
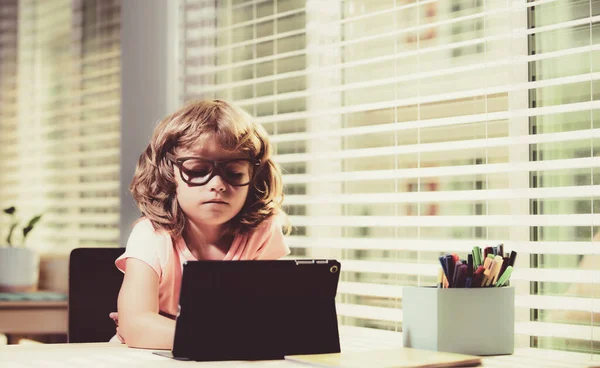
{"left": 166, "top": 153, "right": 260, "bottom": 187}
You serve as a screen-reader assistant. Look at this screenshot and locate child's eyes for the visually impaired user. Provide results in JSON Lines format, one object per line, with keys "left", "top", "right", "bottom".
{"left": 182, "top": 161, "right": 211, "bottom": 174}
{"left": 185, "top": 168, "right": 211, "bottom": 177}
{"left": 224, "top": 162, "right": 250, "bottom": 174}
{"left": 179, "top": 159, "right": 252, "bottom": 185}
{"left": 225, "top": 171, "right": 244, "bottom": 178}
{"left": 192, "top": 170, "right": 211, "bottom": 176}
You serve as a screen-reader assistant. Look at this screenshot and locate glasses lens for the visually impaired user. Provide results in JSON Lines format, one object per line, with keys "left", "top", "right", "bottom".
{"left": 223, "top": 160, "right": 252, "bottom": 185}
{"left": 181, "top": 159, "right": 213, "bottom": 185}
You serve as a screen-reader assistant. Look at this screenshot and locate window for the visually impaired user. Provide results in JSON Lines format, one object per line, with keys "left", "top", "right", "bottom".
{"left": 0, "top": 1, "right": 19, "bottom": 229}
{"left": 0, "top": 0, "right": 121, "bottom": 252}
{"left": 182, "top": 0, "right": 599, "bottom": 354}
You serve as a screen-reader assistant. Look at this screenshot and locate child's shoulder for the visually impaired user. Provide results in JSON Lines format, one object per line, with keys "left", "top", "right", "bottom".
{"left": 119, "top": 218, "right": 174, "bottom": 275}
{"left": 244, "top": 214, "right": 289, "bottom": 259}
{"left": 249, "top": 213, "right": 284, "bottom": 236}
{"left": 132, "top": 217, "right": 154, "bottom": 229}
{"left": 130, "top": 217, "right": 172, "bottom": 242}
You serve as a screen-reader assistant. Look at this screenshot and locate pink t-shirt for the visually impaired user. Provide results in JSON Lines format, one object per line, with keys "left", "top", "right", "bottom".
{"left": 115, "top": 216, "right": 290, "bottom": 318}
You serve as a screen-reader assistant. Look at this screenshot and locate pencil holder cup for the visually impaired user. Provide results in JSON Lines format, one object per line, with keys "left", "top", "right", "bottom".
{"left": 402, "top": 286, "right": 514, "bottom": 356}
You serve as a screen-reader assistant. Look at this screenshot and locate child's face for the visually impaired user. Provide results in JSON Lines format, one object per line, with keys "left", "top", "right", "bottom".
{"left": 173, "top": 136, "right": 250, "bottom": 231}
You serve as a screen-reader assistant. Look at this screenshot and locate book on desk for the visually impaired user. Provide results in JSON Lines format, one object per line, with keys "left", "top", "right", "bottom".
{"left": 0, "top": 292, "right": 67, "bottom": 302}
{"left": 285, "top": 347, "right": 482, "bottom": 368}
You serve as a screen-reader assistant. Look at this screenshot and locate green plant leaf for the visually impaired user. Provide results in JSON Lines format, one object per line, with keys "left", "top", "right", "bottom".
{"left": 22, "top": 226, "right": 33, "bottom": 239}
{"left": 25, "top": 214, "right": 42, "bottom": 229}
{"left": 22, "top": 214, "right": 42, "bottom": 241}
{"left": 6, "top": 222, "right": 18, "bottom": 246}
{"left": 3, "top": 206, "right": 15, "bottom": 215}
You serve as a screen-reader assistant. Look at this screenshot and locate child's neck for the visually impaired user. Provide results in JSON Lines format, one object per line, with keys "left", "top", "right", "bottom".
{"left": 183, "top": 221, "right": 232, "bottom": 260}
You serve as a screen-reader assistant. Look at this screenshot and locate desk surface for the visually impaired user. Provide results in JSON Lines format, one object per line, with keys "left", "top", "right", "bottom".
{"left": 1, "top": 326, "right": 599, "bottom": 368}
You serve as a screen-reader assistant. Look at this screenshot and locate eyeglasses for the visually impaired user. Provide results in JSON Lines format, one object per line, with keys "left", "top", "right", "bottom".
{"left": 166, "top": 153, "right": 260, "bottom": 187}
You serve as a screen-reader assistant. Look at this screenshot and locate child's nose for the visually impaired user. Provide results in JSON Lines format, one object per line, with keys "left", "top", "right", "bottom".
{"left": 208, "top": 174, "right": 227, "bottom": 192}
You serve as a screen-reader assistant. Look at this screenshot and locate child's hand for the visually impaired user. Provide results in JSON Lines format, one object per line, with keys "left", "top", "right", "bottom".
{"left": 109, "top": 312, "right": 125, "bottom": 343}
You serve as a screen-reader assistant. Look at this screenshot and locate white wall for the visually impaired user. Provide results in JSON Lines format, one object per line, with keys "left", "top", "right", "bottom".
{"left": 120, "top": 0, "right": 180, "bottom": 246}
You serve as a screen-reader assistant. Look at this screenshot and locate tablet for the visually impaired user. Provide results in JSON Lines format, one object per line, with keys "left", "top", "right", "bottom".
{"left": 158, "top": 259, "right": 341, "bottom": 361}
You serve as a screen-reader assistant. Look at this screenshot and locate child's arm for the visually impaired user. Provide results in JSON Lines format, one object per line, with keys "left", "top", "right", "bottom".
{"left": 117, "top": 258, "right": 175, "bottom": 349}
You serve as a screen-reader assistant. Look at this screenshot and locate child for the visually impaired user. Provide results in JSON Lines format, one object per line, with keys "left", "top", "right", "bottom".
{"left": 111, "top": 99, "right": 290, "bottom": 349}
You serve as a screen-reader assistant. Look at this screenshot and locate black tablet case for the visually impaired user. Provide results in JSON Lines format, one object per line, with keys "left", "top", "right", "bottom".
{"left": 171, "top": 259, "right": 341, "bottom": 361}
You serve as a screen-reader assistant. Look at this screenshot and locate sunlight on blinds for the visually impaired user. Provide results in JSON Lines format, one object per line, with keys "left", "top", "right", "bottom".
{"left": 181, "top": 0, "right": 600, "bottom": 354}
{"left": 0, "top": 0, "right": 18, "bottom": 225}
{"left": 0, "top": 0, "right": 121, "bottom": 253}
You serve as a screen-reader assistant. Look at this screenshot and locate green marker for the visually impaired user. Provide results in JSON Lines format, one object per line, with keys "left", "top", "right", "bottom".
{"left": 472, "top": 246, "right": 481, "bottom": 267}
{"left": 494, "top": 266, "right": 513, "bottom": 287}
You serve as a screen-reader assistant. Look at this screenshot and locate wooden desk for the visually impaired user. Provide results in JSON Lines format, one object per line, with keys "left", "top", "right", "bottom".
{"left": 0, "top": 295, "right": 68, "bottom": 343}
{"left": 1, "top": 326, "right": 599, "bottom": 367}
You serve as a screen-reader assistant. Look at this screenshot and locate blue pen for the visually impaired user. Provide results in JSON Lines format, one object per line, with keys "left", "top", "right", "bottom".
{"left": 439, "top": 255, "right": 447, "bottom": 274}
{"left": 439, "top": 256, "right": 449, "bottom": 286}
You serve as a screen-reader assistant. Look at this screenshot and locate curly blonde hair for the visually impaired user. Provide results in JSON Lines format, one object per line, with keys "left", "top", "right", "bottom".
{"left": 130, "top": 99, "right": 285, "bottom": 238}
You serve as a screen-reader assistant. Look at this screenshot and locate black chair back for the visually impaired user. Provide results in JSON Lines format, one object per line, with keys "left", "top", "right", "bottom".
{"left": 68, "top": 247, "right": 125, "bottom": 343}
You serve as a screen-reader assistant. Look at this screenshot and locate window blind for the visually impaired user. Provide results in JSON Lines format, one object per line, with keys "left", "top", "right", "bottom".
{"left": 0, "top": 0, "right": 19, "bottom": 234}
{"left": 0, "top": 0, "right": 121, "bottom": 253}
{"left": 182, "top": 0, "right": 599, "bottom": 354}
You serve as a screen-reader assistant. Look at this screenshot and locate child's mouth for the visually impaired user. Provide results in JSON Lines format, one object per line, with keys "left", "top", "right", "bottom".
{"left": 204, "top": 200, "right": 227, "bottom": 204}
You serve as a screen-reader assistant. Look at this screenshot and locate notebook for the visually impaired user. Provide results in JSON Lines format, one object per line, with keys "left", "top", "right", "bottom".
{"left": 155, "top": 259, "right": 341, "bottom": 361}
{"left": 285, "top": 348, "right": 482, "bottom": 368}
